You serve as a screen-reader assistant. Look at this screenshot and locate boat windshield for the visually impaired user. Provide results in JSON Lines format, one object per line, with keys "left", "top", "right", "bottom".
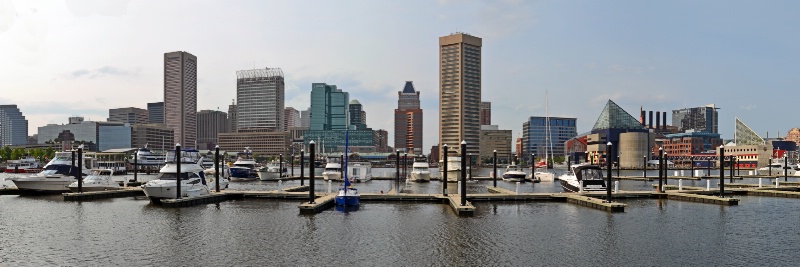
{"left": 580, "top": 168, "right": 604, "bottom": 180}
{"left": 42, "top": 164, "right": 75, "bottom": 176}
{"left": 414, "top": 167, "right": 429, "bottom": 172}
{"left": 325, "top": 168, "right": 342, "bottom": 172}
{"left": 156, "top": 172, "right": 201, "bottom": 180}
{"left": 234, "top": 163, "right": 255, "bottom": 169}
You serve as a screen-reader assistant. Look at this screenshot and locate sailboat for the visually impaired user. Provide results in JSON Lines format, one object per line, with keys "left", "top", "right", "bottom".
{"left": 534, "top": 91, "right": 556, "bottom": 182}
{"left": 334, "top": 130, "right": 360, "bottom": 206}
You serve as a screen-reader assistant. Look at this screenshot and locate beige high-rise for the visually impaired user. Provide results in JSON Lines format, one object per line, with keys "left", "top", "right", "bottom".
{"left": 164, "top": 51, "right": 197, "bottom": 148}
{"left": 439, "top": 33, "right": 482, "bottom": 159}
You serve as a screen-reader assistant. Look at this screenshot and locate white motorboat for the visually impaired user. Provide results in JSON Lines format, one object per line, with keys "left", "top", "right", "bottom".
{"left": 6, "top": 151, "right": 97, "bottom": 193}
{"left": 757, "top": 158, "right": 796, "bottom": 176}
{"left": 410, "top": 156, "right": 431, "bottom": 182}
{"left": 533, "top": 169, "right": 555, "bottom": 182}
{"left": 347, "top": 162, "right": 372, "bottom": 183}
{"left": 203, "top": 164, "right": 230, "bottom": 190}
{"left": 257, "top": 162, "right": 285, "bottom": 180}
{"left": 322, "top": 162, "right": 343, "bottom": 181}
{"left": 4, "top": 155, "right": 42, "bottom": 173}
{"left": 141, "top": 149, "right": 212, "bottom": 200}
{"left": 502, "top": 164, "right": 527, "bottom": 182}
{"left": 229, "top": 147, "right": 258, "bottom": 181}
{"left": 438, "top": 156, "right": 462, "bottom": 182}
{"left": 68, "top": 169, "right": 122, "bottom": 192}
{"left": 559, "top": 164, "right": 607, "bottom": 193}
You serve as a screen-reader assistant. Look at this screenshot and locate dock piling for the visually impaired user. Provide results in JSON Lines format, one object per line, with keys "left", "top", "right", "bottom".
{"left": 493, "top": 150, "right": 497, "bottom": 188}
{"left": 327, "top": 180, "right": 331, "bottom": 193}
{"left": 215, "top": 145, "right": 220, "bottom": 192}
{"left": 309, "top": 141, "right": 316, "bottom": 204}
{"left": 614, "top": 181, "right": 619, "bottom": 193}
{"left": 460, "top": 141, "right": 467, "bottom": 206}
{"left": 443, "top": 144, "right": 448, "bottom": 196}
{"left": 706, "top": 180, "right": 710, "bottom": 191}
{"left": 515, "top": 182, "right": 520, "bottom": 195}
{"left": 176, "top": 144, "right": 181, "bottom": 199}
{"left": 679, "top": 179, "right": 683, "bottom": 191}
{"left": 606, "top": 142, "right": 612, "bottom": 202}
{"left": 278, "top": 180, "right": 283, "bottom": 191}
{"left": 300, "top": 149, "right": 304, "bottom": 186}
{"left": 759, "top": 178, "right": 762, "bottom": 188}
{"left": 719, "top": 145, "right": 725, "bottom": 198}
{"left": 77, "top": 147, "right": 83, "bottom": 193}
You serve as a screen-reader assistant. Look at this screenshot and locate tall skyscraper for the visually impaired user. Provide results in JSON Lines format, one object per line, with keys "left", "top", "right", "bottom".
{"left": 236, "top": 68, "right": 285, "bottom": 132}
{"left": 439, "top": 33, "right": 482, "bottom": 155}
{"left": 228, "top": 102, "right": 238, "bottom": 133}
{"left": 0, "top": 105, "right": 28, "bottom": 147}
{"left": 284, "top": 107, "right": 301, "bottom": 130}
{"left": 163, "top": 51, "right": 197, "bottom": 147}
{"left": 349, "top": 100, "right": 366, "bottom": 130}
{"left": 522, "top": 116, "right": 578, "bottom": 159}
{"left": 108, "top": 107, "right": 149, "bottom": 124}
{"left": 480, "top": 101, "right": 491, "bottom": 125}
{"left": 394, "top": 81, "right": 423, "bottom": 153}
{"left": 196, "top": 110, "right": 228, "bottom": 150}
{"left": 147, "top": 102, "right": 164, "bottom": 124}
{"left": 310, "top": 83, "right": 349, "bottom": 131}
{"left": 300, "top": 108, "right": 310, "bottom": 128}
{"left": 672, "top": 104, "right": 719, "bottom": 133}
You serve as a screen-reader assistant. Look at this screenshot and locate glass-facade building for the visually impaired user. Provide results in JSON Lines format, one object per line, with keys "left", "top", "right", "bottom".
{"left": 0, "top": 105, "right": 28, "bottom": 147}
{"left": 672, "top": 104, "right": 718, "bottom": 133}
{"left": 522, "top": 116, "right": 577, "bottom": 160}
{"left": 305, "top": 83, "right": 373, "bottom": 152}
{"left": 38, "top": 119, "right": 131, "bottom": 151}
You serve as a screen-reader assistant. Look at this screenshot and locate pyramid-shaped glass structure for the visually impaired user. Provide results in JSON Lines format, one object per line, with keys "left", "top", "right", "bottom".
{"left": 735, "top": 117, "right": 764, "bottom": 145}
{"left": 592, "top": 100, "right": 646, "bottom": 131}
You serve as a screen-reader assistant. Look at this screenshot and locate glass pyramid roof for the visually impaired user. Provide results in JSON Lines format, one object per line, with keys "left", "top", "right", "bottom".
{"left": 591, "top": 100, "right": 646, "bottom": 131}
{"left": 734, "top": 117, "right": 764, "bottom": 145}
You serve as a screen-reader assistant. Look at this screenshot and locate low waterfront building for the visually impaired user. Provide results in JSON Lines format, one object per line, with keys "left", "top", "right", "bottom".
{"left": 38, "top": 117, "right": 131, "bottom": 152}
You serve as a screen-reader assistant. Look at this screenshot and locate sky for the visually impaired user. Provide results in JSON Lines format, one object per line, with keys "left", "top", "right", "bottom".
{"left": 1, "top": 0, "right": 799, "bottom": 150}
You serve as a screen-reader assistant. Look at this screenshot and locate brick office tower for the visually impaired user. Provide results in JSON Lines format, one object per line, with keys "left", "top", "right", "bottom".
{"left": 394, "top": 81, "right": 423, "bottom": 154}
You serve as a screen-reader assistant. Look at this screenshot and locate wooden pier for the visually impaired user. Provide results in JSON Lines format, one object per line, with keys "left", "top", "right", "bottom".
{"left": 565, "top": 195, "right": 626, "bottom": 212}
{"left": 298, "top": 194, "right": 336, "bottom": 215}
{"left": 160, "top": 192, "right": 231, "bottom": 208}
{"left": 0, "top": 188, "right": 20, "bottom": 195}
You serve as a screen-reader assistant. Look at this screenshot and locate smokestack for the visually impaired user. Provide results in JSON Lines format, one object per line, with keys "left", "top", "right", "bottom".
{"left": 663, "top": 112, "right": 667, "bottom": 130}
{"left": 640, "top": 110, "right": 646, "bottom": 126}
{"left": 656, "top": 111, "right": 661, "bottom": 130}
{"left": 649, "top": 111, "right": 653, "bottom": 129}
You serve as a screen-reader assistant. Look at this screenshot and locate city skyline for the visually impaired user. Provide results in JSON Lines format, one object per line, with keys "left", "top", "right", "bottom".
{"left": 1, "top": 1, "right": 798, "bottom": 151}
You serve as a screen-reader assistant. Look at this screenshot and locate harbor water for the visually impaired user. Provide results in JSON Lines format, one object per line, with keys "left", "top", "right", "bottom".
{"left": 2, "top": 169, "right": 800, "bottom": 265}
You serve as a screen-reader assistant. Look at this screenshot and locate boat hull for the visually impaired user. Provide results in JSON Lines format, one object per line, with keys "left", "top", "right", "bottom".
{"left": 10, "top": 179, "right": 72, "bottom": 193}
{"left": 410, "top": 172, "right": 431, "bottom": 182}
{"left": 335, "top": 195, "right": 360, "bottom": 206}
{"left": 257, "top": 171, "right": 282, "bottom": 180}
{"left": 323, "top": 172, "right": 342, "bottom": 181}
{"left": 535, "top": 172, "right": 555, "bottom": 182}
{"left": 439, "top": 169, "right": 461, "bottom": 182}
{"left": 757, "top": 168, "right": 796, "bottom": 176}
{"left": 68, "top": 185, "right": 120, "bottom": 192}
{"left": 503, "top": 173, "right": 526, "bottom": 183}
{"left": 142, "top": 184, "right": 210, "bottom": 199}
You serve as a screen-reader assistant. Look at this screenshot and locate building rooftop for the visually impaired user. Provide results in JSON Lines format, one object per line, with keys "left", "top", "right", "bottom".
{"left": 402, "top": 81, "right": 416, "bottom": 93}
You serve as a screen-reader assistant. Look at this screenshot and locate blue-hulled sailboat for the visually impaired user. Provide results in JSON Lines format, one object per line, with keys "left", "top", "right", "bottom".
{"left": 334, "top": 130, "right": 360, "bottom": 207}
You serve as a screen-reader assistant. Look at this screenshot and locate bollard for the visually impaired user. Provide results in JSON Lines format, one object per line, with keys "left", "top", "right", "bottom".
{"left": 516, "top": 182, "right": 520, "bottom": 195}
{"left": 674, "top": 171, "right": 679, "bottom": 177}
{"left": 278, "top": 180, "right": 283, "bottom": 191}
{"left": 758, "top": 178, "right": 762, "bottom": 188}
{"left": 614, "top": 180, "right": 619, "bottom": 193}
{"left": 680, "top": 170, "right": 684, "bottom": 176}
{"left": 706, "top": 180, "right": 710, "bottom": 191}
{"left": 327, "top": 180, "right": 331, "bottom": 193}
{"left": 749, "top": 170, "right": 753, "bottom": 176}
{"left": 776, "top": 179, "right": 780, "bottom": 188}
{"left": 458, "top": 181, "right": 462, "bottom": 195}
{"left": 679, "top": 179, "right": 683, "bottom": 191}
{"left": 579, "top": 180, "right": 584, "bottom": 193}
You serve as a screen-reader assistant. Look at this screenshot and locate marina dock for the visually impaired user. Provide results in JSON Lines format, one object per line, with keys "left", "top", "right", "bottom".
{"left": 63, "top": 188, "right": 145, "bottom": 201}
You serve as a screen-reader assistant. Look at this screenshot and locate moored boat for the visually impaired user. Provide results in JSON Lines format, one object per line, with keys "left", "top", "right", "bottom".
{"left": 257, "top": 162, "right": 284, "bottom": 180}
{"left": 6, "top": 151, "right": 96, "bottom": 193}
{"left": 410, "top": 155, "right": 431, "bottom": 182}
{"left": 4, "top": 156, "right": 42, "bottom": 173}
{"left": 141, "top": 148, "right": 212, "bottom": 200}
{"left": 559, "top": 164, "right": 607, "bottom": 193}
{"left": 68, "top": 169, "right": 122, "bottom": 192}
{"left": 322, "top": 160, "right": 343, "bottom": 181}
{"left": 229, "top": 147, "right": 258, "bottom": 181}
{"left": 502, "top": 164, "right": 527, "bottom": 182}
{"left": 438, "top": 156, "right": 462, "bottom": 182}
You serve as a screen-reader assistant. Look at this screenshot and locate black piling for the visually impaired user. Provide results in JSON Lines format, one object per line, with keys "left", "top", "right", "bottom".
{"left": 658, "top": 148, "right": 663, "bottom": 193}
{"left": 395, "top": 151, "right": 400, "bottom": 191}
{"left": 616, "top": 155, "right": 620, "bottom": 177}
{"left": 309, "top": 142, "right": 316, "bottom": 204}
{"left": 606, "top": 142, "right": 612, "bottom": 202}
{"left": 492, "top": 150, "right": 497, "bottom": 187}
{"left": 279, "top": 154, "right": 284, "bottom": 178}
{"left": 730, "top": 156, "right": 734, "bottom": 182}
{"left": 300, "top": 150, "right": 305, "bottom": 186}
{"left": 719, "top": 146, "right": 725, "bottom": 198}
{"left": 706, "top": 157, "right": 711, "bottom": 176}
{"left": 768, "top": 158, "right": 772, "bottom": 176}
{"left": 77, "top": 147, "right": 83, "bottom": 193}
{"left": 643, "top": 155, "right": 647, "bottom": 179}
{"left": 784, "top": 156, "right": 788, "bottom": 182}
{"left": 690, "top": 156, "right": 694, "bottom": 178}
{"left": 664, "top": 152, "right": 668, "bottom": 185}
{"left": 443, "top": 144, "right": 448, "bottom": 196}
{"left": 214, "top": 145, "right": 220, "bottom": 192}
{"left": 404, "top": 153, "right": 408, "bottom": 181}
{"left": 290, "top": 153, "right": 294, "bottom": 177}
{"left": 176, "top": 144, "right": 181, "bottom": 199}
{"left": 460, "top": 141, "right": 467, "bottom": 206}
{"left": 71, "top": 150, "right": 76, "bottom": 175}
{"left": 134, "top": 149, "right": 138, "bottom": 182}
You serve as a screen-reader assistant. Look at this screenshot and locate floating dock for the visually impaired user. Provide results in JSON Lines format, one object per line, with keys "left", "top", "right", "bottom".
{"left": 63, "top": 188, "right": 145, "bottom": 201}
{"left": 0, "top": 188, "right": 20, "bottom": 195}
{"left": 565, "top": 195, "right": 626, "bottom": 212}
{"left": 160, "top": 192, "right": 231, "bottom": 208}
{"left": 298, "top": 194, "right": 336, "bottom": 215}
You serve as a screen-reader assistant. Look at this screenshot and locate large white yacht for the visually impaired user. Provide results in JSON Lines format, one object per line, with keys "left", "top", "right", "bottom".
{"left": 257, "top": 161, "right": 284, "bottom": 181}
{"left": 410, "top": 156, "right": 431, "bottom": 182}
{"left": 322, "top": 161, "right": 343, "bottom": 181}
{"left": 502, "top": 164, "right": 527, "bottom": 182}
{"left": 559, "top": 164, "right": 607, "bottom": 193}
{"left": 438, "top": 156, "right": 462, "bottom": 183}
{"left": 141, "top": 148, "right": 213, "bottom": 201}
{"left": 757, "top": 158, "right": 797, "bottom": 176}
{"left": 6, "top": 151, "right": 96, "bottom": 193}
{"left": 131, "top": 145, "right": 166, "bottom": 166}
{"left": 68, "top": 169, "right": 122, "bottom": 192}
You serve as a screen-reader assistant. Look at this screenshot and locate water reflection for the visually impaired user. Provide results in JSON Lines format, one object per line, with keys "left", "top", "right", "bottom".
{"left": 335, "top": 205, "right": 360, "bottom": 213}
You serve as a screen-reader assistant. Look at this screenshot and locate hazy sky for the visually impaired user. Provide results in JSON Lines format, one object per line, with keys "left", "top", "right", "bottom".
{"left": 1, "top": 0, "right": 798, "bottom": 149}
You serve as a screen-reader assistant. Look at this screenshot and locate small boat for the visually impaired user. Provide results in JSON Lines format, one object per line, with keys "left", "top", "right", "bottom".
{"left": 68, "top": 169, "right": 122, "bottom": 192}
{"left": 6, "top": 151, "right": 96, "bottom": 193}
{"left": 347, "top": 162, "right": 372, "bottom": 183}
{"left": 4, "top": 155, "right": 42, "bottom": 173}
{"left": 334, "top": 130, "right": 359, "bottom": 207}
{"left": 410, "top": 155, "right": 431, "bottom": 182}
{"left": 257, "top": 161, "right": 284, "bottom": 180}
{"left": 229, "top": 147, "right": 258, "bottom": 181}
{"left": 322, "top": 160, "right": 343, "bottom": 181}
{"left": 559, "top": 164, "right": 607, "bottom": 193}
{"left": 757, "top": 158, "right": 796, "bottom": 176}
{"left": 141, "top": 149, "right": 212, "bottom": 200}
{"left": 533, "top": 169, "right": 554, "bottom": 182}
{"left": 502, "top": 164, "right": 527, "bottom": 182}
{"left": 203, "top": 163, "right": 230, "bottom": 190}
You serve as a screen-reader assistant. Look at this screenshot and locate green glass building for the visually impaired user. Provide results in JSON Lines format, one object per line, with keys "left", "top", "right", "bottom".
{"left": 306, "top": 83, "right": 374, "bottom": 152}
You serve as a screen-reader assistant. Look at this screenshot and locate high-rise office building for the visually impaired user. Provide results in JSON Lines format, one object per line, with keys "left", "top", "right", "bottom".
{"left": 349, "top": 100, "right": 366, "bottom": 130}
{"left": 300, "top": 108, "right": 310, "bottom": 128}
{"left": 480, "top": 101, "right": 491, "bottom": 125}
{"left": 284, "top": 107, "right": 300, "bottom": 130}
{"left": 479, "top": 125, "right": 512, "bottom": 163}
{"left": 374, "top": 129, "right": 389, "bottom": 153}
{"left": 236, "top": 68, "right": 285, "bottom": 132}
{"left": 672, "top": 104, "right": 719, "bottom": 133}
{"left": 228, "top": 103, "right": 237, "bottom": 133}
{"left": 310, "top": 83, "right": 349, "bottom": 131}
{"left": 0, "top": 105, "right": 28, "bottom": 147}
{"left": 108, "top": 107, "right": 149, "bottom": 124}
{"left": 439, "top": 33, "right": 482, "bottom": 155}
{"left": 523, "top": 116, "right": 578, "bottom": 159}
{"left": 196, "top": 110, "right": 228, "bottom": 150}
{"left": 394, "top": 81, "right": 423, "bottom": 154}
{"left": 147, "top": 102, "right": 164, "bottom": 124}
{"left": 163, "top": 51, "right": 197, "bottom": 147}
